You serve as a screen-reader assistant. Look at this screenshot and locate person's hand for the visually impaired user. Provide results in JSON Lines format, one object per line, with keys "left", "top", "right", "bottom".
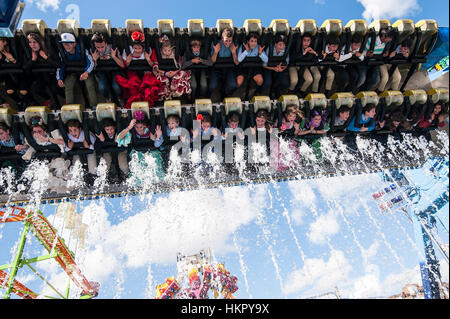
{"left": 80, "top": 72, "right": 89, "bottom": 81}
{"left": 128, "top": 119, "right": 136, "bottom": 130}
{"left": 322, "top": 51, "right": 327, "bottom": 59}
{"left": 39, "top": 50, "right": 48, "bottom": 60}
{"left": 67, "top": 140, "right": 74, "bottom": 149}
{"left": 83, "top": 139, "right": 90, "bottom": 149}
{"left": 401, "top": 47, "right": 410, "bottom": 58}
{"left": 438, "top": 114, "right": 446, "bottom": 123}
{"left": 379, "top": 120, "right": 385, "bottom": 128}
{"left": 2, "top": 50, "right": 15, "bottom": 62}
{"left": 333, "top": 52, "right": 340, "bottom": 60}
{"left": 192, "top": 57, "right": 201, "bottom": 64}
{"left": 389, "top": 51, "right": 396, "bottom": 58}
{"left": 126, "top": 54, "right": 133, "bottom": 65}
{"left": 96, "top": 131, "right": 105, "bottom": 142}
{"left": 366, "top": 50, "right": 373, "bottom": 57}
{"left": 243, "top": 42, "right": 249, "bottom": 52}
{"left": 213, "top": 42, "right": 221, "bottom": 54}
{"left": 14, "top": 144, "right": 26, "bottom": 152}
{"left": 274, "top": 63, "right": 283, "bottom": 72}
{"left": 360, "top": 126, "right": 368, "bottom": 132}
{"left": 258, "top": 45, "right": 265, "bottom": 55}
{"left": 155, "top": 125, "right": 162, "bottom": 138}
{"left": 58, "top": 80, "right": 65, "bottom": 88}
{"left": 91, "top": 49, "right": 99, "bottom": 62}
{"left": 111, "top": 47, "right": 118, "bottom": 57}
{"left": 230, "top": 42, "right": 237, "bottom": 53}
{"left": 355, "top": 51, "right": 362, "bottom": 57}
{"left": 144, "top": 51, "right": 153, "bottom": 64}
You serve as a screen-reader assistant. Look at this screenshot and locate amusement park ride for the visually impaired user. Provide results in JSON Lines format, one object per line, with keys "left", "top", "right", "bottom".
{"left": 373, "top": 156, "right": 449, "bottom": 299}
{"left": 155, "top": 249, "right": 239, "bottom": 299}
{"left": 0, "top": 206, "right": 99, "bottom": 299}
{"left": 0, "top": 0, "right": 449, "bottom": 300}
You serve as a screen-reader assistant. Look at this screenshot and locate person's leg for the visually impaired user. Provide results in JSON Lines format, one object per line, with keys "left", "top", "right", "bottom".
{"left": 208, "top": 68, "right": 220, "bottom": 95}
{"left": 199, "top": 70, "right": 208, "bottom": 98}
{"left": 64, "top": 73, "right": 77, "bottom": 105}
{"left": 288, "top": 66, "right": 299, "bottom": 91}
{"left": 310, "top": 66, "right": 321, "bottom": 93}
{"left": 277, "top": 70, "right": 290, "bottom": 96}
{"left": 190, "top": 70, "right": 198, "bottom": 98}
{"left": 377, "top": 64, "right": 389, "bottom": 92}
{"left": 325, "top": 67, "right": 335, "bottom": 92}
{"left": 299, "top": 67, "right": 313, "bottom": 93}
{"left": 86, "top": 153, "right": 98, "bottom": 175}
{"left": 118, "top": 150, "right": 130, "bottom": 176}
{"left": 261, "top": 68, "right": 273, "bottom": 96}
{"left": 356, "top": 65, "right": 368, "bottom": 92}
{"left": 363, "top": 66, "right": 380, "bottom": 91}
{"left": 225, "top": 68, "right": 238, "bottom": 96}
{"left": 388, "top": 66, "right": 402, "bottom": 91}
{"left": 347, "top": 65, "right": 359, "bottom": 93}
{"left": 110, "top": 71, "right": 123, "bottom": 101}
{"left": 96, "top": 71, "right": 111, "bottom": 100}
{"left": 84, "top": 73, "right": 98, "bottom": 108}
{"left": 336, "top": 67, "right": 349, "bottom": 92}
{"left": 102, "top": 152, "right": 112, "bottom": 172}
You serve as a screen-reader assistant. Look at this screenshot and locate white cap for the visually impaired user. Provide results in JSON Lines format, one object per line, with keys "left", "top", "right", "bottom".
{"left": 59, "top": 33, "right": 76, "bottom": 43}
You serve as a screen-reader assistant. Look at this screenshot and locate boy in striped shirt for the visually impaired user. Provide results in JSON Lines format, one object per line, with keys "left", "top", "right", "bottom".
{"left": 357, "top": 27, "right": 394, "bottom": 92}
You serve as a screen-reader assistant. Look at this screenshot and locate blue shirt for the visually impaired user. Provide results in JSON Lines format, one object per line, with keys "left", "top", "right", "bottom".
{"left": 0, "top": 133, "right": 26, "bottom": 154}
{"left": 347, "top": 114, "right": 375, "bottom": 132}
{"left": 210, "top": 40, "right": 232, "bottom": 58}
{"left": 237, "top": 45, "right": 268, "bottom": 64}
{"left": 57, "top": 43, "right": 95, "bottom": 81}
{"left": 263, "top": 47, "right": 289, "bottom": 66}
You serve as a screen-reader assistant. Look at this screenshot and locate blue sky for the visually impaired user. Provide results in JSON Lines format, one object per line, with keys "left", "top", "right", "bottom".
{"left": 0, "top": 0, "right": 449, "bottom": 300}
{"left": 19, "top": 0, "right": 449, "bottom": 29}
{"left": 1, "top": 156, "right": 449, "bottom": 299}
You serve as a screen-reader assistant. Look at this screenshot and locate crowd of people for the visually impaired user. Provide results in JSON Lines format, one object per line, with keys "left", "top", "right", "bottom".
{"left": 0, "top": 25, "right": 422, "bottom": 110}
{"left": 0, "top": 24, "right": 448, "bottom": 189}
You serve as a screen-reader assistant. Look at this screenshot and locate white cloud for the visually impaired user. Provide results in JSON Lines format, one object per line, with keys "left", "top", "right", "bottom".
{"left": 307, "top": 212, "right": 340, "bottom": 245}
{"left": 70, "top": 185, "right": 267, "bottom": 287}
{"left": 283, "top": 250, "right": 352, "bottom": 296}
{"left": 25, "top": 0, "right": 61, "bottom": 12}
{"left": 357, "top": 0, "right": 421, "bottom": 22}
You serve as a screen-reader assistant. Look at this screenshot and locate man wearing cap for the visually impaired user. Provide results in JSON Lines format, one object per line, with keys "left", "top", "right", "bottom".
{"left": 56, "top": 32, "right": 97, "bottom": 108}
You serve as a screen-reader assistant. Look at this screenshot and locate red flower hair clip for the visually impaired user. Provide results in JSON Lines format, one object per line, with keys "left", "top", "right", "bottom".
{"left": 196, "top": 114, "right": 204, "bottom": 121}
{"left": 133, "top": 110, "right": 145, "bottom": 121}
{"left": 159, "top": 34, "right": 169, "bottom": 44}
{"left": 131, "top": 31, "right": 145, "bottom": 43}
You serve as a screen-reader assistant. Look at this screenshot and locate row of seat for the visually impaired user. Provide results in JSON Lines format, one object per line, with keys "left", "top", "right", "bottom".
{"left": 2, "top": 17, "right": 439, "bottom": 75}
{"left": 1, "top": 88, "right": 448, "bottom": 162}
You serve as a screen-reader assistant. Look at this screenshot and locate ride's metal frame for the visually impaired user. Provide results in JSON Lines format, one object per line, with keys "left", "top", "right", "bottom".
{"left": 0, "top": 207, "right": 98, "bottom": 299}
{"left": 384, "top": 158, "right": 449, "bottom": 299}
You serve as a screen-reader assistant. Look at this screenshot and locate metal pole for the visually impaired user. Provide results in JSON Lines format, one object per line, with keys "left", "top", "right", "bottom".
{"left": 3, "top": 223, "right": 29, "bottom": 299}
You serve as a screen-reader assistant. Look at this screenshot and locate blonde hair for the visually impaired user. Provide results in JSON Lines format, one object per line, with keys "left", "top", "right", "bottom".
{"left": 190, "top": 39, "right": 201, "bottom": 47}
{"left": 285, "top": 105, "right": 304, "bottom": 121}
{"left": 161, "top": 41, "right": 179, "bottom": 68}
{"left": 167, "top": 114, "right": 180, "bottom": 124}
